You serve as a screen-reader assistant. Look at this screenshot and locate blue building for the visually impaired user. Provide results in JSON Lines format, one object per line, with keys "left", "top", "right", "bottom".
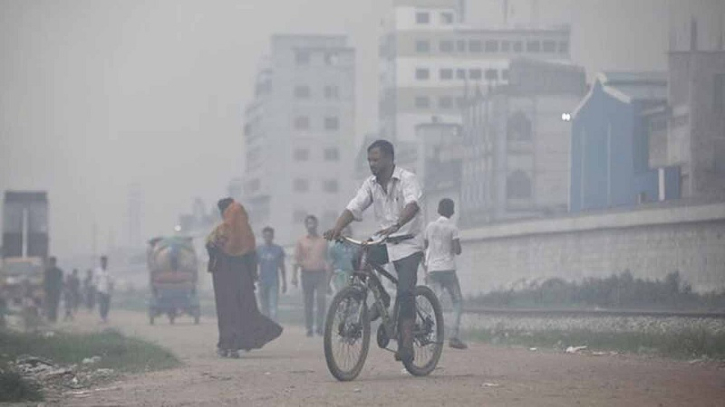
{"left": 569, "top": 72, "right": 681, "bottom": 212}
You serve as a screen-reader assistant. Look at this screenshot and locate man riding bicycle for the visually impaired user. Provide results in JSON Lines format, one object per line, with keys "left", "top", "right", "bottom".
{"left": 324, "top": 139, "right": 424, "bottom": 363}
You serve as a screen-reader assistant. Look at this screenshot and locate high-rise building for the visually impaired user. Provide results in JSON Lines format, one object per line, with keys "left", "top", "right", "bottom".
{"left": 378, "top": 0, "right": 571, "bottom": 141}
{"left": 242, "top": 35, "right": 355, "bottom": 244}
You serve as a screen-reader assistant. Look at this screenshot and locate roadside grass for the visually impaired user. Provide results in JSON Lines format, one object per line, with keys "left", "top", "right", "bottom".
{"left": 0, "top": 328, "right": 181, "bottom": 402}
{"left": 0, "top": 328, "right": 180, "bottom": 372}
{"left": 464, "top": 326, "right": 725, "bottom": 359}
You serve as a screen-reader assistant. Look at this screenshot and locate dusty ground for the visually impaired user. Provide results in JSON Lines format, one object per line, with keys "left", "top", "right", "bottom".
{"left": 39, "top": 310, "right": 725, "bottom": 406}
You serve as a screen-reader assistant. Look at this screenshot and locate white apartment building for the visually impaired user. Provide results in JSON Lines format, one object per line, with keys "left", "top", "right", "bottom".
{"left": 241, "top": 35, "right": 355, "bottom": 245}
{"left": 379, "top": 0, "right": 571, "bottom": 141}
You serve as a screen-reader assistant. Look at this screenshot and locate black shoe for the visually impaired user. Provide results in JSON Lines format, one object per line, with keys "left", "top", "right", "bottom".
{"left": 306, "top": 330, "right": 314, "bottom": 337}
{"left": 449, "top": 338, "right": 468, "bottom": 350}
{"left": 217, "top": 348, "right": 229, "bottom": 358}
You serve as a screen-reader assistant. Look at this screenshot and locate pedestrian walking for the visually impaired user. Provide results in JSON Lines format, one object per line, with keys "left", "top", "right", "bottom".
{"left": 206, "top": 198, "right": 282, "bottom": 358}
{"left": 425, "top": 198, "right": 467, "bottom": 349}
{"left": 256, "top": 226, "right": 287, "bottom": 321}
{"left": 292, "top": 215, "right": 330, "bottom": 337}
{"left": 83, "top": 268, "right": 96, "bottom": 312}
{"left": 63, "top": 269, "right": 81, "bottom": 321}
{"left": 43, "top": 256, "right": 63, "bottom": 323}
{"left": 93, "top": 256, "right": 114, "bottom": 323}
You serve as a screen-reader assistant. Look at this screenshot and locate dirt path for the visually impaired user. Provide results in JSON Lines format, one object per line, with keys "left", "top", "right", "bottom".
{"left": 47, "top": 310, "right": 725, "bottom": 406}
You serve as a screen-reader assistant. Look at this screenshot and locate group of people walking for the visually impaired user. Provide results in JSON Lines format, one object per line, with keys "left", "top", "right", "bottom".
{"left": 207, "top": 139, "right": 467, "bottom": 361}
{"left": 42, "top": 255, "right": 114, "bottom": 323}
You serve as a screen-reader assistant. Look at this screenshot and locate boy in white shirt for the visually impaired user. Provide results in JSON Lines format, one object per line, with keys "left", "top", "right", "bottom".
{"left": 424, "top": 198, "right": 467, "bottom": 350}
{"left": 93, "top": 256, "right": 114, "bottom": 323}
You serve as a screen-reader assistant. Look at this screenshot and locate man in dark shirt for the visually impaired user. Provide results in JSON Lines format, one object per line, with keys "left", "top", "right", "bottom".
{"left": 256, "top": 226, "right": 286, "bottom": 321}
{"left": 43, "top": 256, "right": 63, "bottom": 323}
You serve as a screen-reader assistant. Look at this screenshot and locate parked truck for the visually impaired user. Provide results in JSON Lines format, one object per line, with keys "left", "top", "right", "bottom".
{"left": 1, "top": 191, "right": 49, "bottom": 307}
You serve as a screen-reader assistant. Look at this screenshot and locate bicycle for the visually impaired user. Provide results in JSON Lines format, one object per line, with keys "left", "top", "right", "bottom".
{"left": 323, "top": 234, "right": 444, "bottom": 381}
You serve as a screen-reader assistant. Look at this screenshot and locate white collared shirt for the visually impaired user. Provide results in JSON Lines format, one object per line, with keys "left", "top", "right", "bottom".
{"left": 425, "top": 216, "right": 460, "bottom": 272}
{"left": 346, "top": 166, "right": 424, "bottom": 262}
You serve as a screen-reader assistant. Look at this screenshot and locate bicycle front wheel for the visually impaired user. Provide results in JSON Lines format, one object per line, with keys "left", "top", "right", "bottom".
{"left": 323, "top": 285, "right": 371, "bottom": 381}
{"left": 403, "top": 285, "right": 444, "bottom": 376}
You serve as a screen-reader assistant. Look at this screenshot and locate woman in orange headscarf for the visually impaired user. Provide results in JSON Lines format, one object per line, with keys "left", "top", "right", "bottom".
{"left": 206, "top": 198, "right": 282, "bottom": 357}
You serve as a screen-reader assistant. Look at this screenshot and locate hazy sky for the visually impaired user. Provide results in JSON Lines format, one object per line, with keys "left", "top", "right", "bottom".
{"left": 1, "top": 0, "right": 722, "bottom": 260}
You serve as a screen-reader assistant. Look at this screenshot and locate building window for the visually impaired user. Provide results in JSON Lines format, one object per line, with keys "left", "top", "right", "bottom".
{"left": 558, "top": 41, "right": 569, "bottom": 54}
{"left": 294, "top": 85, "right": 310, "bottom": 99}
{"left": 542, "top": 40, "right": 556, "bottom": 52}
{"left": 415, "top": 68, "right": 430, "bottom": 80}
{"left": 323, "top": 179, "right": 339, "bottom": 193}
{"left": 324, "top": 52, "right": 339, "bottom": 65}
{"left": 484, "top": 40, "right": 499, "bottom": 52}
{"left": 415, "top": 39, "right": 430, "bottom": 53}
{"left": 294, "top": 178, "right": 309, "bottom": 192}
{"left": 714, "top": 73, "right": 725, "bottom": 112}
{"left": 507, "top": 111, "right": 532, "bottom": 140}
{"left": 526, "top": 41, "right": 541, "bottom": 52}
{"left": 245, "top": 179, "right": 260, "bottom": 194}
{"left": 506, "top": 170, "right": 532, "bottom": 199}
{"left": 415, "top": 96, "right": 430, "bottom": 109}
{"left": 469, "top": 68, "right": 482, "bottom": 80}
{"left": 295, "top": 51, "right": 310, "bottom": 65}
{"left": 324, "top": 147, "right": 339, "bottom": 161}
{"left": 439, "top": 40, "right": 454, "bottom": 53}
{"left": 440, "top": 11, "right": 454, "bottom": 25}
{"left": 293, "top": 210, "right": 307, "bottom": 223}
{"left": 439, "top": 96, "right": 453, "bottom": 109}
{"left": 294, "top": 116, "right": 310, "bottom": 130}
{"left": 469, "top": 39, "right": 482, "bottom": 52}
{"left": 440, "top": 68, "right": 453, "bottom": 80}
{"left": 501, "top": 40, "right": 511, "bottom": 52}
{"left": 456, "top": 68, "right": 466, "bottom": 79}
{"left": 416, "top": 11, "right": 430, "bottom": 24}
{"left": 456, "top": 96, "right": 466, "bottom": 108}
{"left": 485, "top": 69, "right": 499, "bottom": 81}
{"left": 502, "top": 69, "right": 510, "bottom": 80}
{"left": 513, "top": 41, "right": 523, "bottom": 52}
{"left": 456, "top": 40, "right": 466, "bottom": 51}
{"left": 294, "top": 148, "right": 309, "bottom": 161}
{"left": 324, "top": 116, "right": 340, "bottom": 131}
{"left": 324, "top": 85, "right": 339, "bottom": 99}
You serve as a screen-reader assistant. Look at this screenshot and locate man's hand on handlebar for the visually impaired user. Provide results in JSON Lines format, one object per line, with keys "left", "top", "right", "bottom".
{"left": 323, "top": 228, "right": 342, "bottom": 241}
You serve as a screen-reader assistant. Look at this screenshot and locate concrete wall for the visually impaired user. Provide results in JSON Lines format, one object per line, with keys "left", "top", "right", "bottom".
{"left": 457, "top": 202, "right": 725, "bottom": 295}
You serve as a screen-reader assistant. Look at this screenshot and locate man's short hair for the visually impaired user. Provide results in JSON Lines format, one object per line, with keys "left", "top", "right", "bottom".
{"left": 262, "top": 226, "right": 274, "bottom": 234}
{"left": 305, "top": 214, "right": 318, "bottom": 223}
{"left": 100, "top": 255, "right": 108, "bottom": 262}
{"left": 49, "top": 256, "right": 57, "bottom": 263}
{"left": 438, "top": 198, "right": 455, "bottom": 216}
{"left": 217, "top": 197, "right": 234, "bottom": 214}
{"left": 367, "top": 139, "right": 395, "bottom": 160}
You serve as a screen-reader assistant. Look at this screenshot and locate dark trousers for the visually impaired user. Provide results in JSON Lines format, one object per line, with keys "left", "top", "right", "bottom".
{"left": 98, "top": 293, "right": 111, "bottom": 320}
{"left": 392, "top": 252, "right": 423, "bottom": 321}
{"left": 45, "top": 291, "right": 60, "bottom": 322}
{"left": 301, "top": 270, "right": 326, "bottom": 334}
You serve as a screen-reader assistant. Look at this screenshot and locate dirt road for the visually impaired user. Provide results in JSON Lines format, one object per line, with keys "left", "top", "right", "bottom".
{"left": 51, "top": 310, "right": 724, "bottom": 406}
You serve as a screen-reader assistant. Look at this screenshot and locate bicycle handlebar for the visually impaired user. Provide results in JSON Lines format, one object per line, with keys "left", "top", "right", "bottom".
{"left": 338, "top": 234, "right": 414, "bottom": 246}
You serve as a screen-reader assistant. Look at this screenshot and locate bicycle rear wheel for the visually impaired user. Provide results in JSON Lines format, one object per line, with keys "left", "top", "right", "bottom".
{"left": 323, "top": 285, "right": 371, "bottom": 381}
{"left": 403, "top": 285, "right": 444, "bottom": 376}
